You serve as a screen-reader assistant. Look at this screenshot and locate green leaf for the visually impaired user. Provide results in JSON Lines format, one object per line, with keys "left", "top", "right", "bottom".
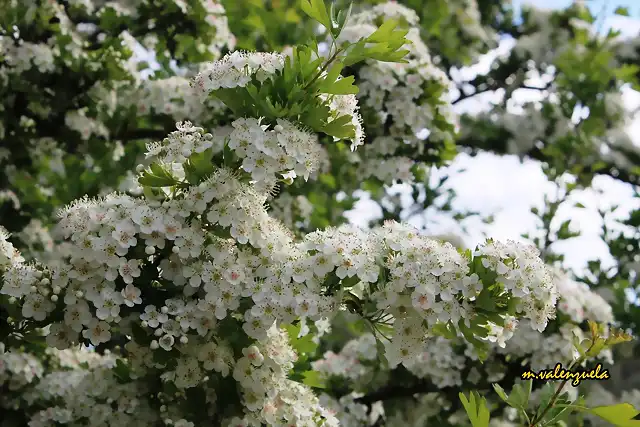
{"left": 586, "top": 337, "right": 607, "bottom": 357}
{"left": 301, "top": 370, "right": 326, "bottom": 388}
{"left": 559, "top": 403, "right": 640, "bottom": 427}
{"left": 316, "top": 65, "right": 358, "bottom": 95}
{"left": 508, "top": 383, "right": 530, "bottom": 410}
{"left": 186, "top": 148, "right": 215, "bottom": 183}
{"left": 493, "top": 384, "right": 509, "bottom": 404}
{"left": 459, "top": 391, "right": 491, "bottom": 427}
{"left": 300, "top": 0, "right": 332, "bottom": 32}
{"left": 139, "top": 163, "right": 179, "bottom": 188}
{"left": 284, "top": 323, "right": 318, "bottom": 355}
{"left": 319, "top": 173, "right": 337, "bottom": 189}
{"left": 329, "top": 1, "right": 353, "bottom": 39}
{"left": 113, "top": 359, "right": 130, "bottom": 383}
{"left": 433, "top": 322, "right": 457, "bottom": 340}
{"left": 476, "top": 289, "right": 496, "bottom": 311}
{"left": 590, "top": 404, "right": 640, "bottom": 426}
{"left": 614, "top": 6, "right": 629, "bottom": 16}
{"left": 341, "top": 20, "right": 410, "bottom": 67}
{"left": 321, "top": 114, "right": 355, "bottom": 139}
{"left": 534, "top": 383, "right": 558, "bottom": 421}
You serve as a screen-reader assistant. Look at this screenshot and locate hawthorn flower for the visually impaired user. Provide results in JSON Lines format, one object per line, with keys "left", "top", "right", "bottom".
{"left": 64, "top": 301, "right": 92, "bottom": 332}
{"left": 121, "top": 284, "right": 142, "bottom": 307}
{"left": 112, "top": 221, "right": 137, "bottom": 248}
{"left": 82, "top": 319, "right": 111, "bottom": 345}
{"left": 119, "top": 259, "right": 141, "bottom": 284}
{"left": 22, "top": 293, "right": 55, "bottom": 321}
{"left": 242, "top": 345, "right": 264, "bottom": 367}
{"left": 140, "top": 305, "right": 168, "bottom": 328}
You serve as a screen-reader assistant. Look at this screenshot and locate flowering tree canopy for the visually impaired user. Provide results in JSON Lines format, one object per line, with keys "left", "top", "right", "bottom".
{"left": 1, "top": 1, "right": 640, "bottom": 427}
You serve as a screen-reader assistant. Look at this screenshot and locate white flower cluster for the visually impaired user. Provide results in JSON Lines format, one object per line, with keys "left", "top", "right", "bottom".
{"left": 227, "top": 326, "right": 339, "bottom": 426}
{"left": 228, "top": 117, "right": 324, "bottom": 186}
{"left": 325, "top": 94, "right": 366, "bottom": 151}
{"left": 194, "top": 52, "right": 365, "bottom": 152}
{"left": 268, "top": 193, "right": 315, "bottom": 231}
{"left": 497, "top": 268, "right": 616, "bottom": 370}
{"left": 318, "top": 393, "right": 384, "bottom": 427}
{"left": 136, "top": 76, "right": 228, "bottom": 121}
{"left": 553, "top": 268, "right": 614, "bottom": 324}
{"left": 350, "top": 2, "right": 420, "bottom": 26}
{"left": 1, "top": 151, "right": 556, "bottom": 408}
{"left": 312, "top": 260, "right": 613, "bottom": 410}
{"left": 193, "top": 51, "right": 285, "bottom": 93}
{"left": 357, "top": 141, "right": 415, "bottom": 182}
{"left": 314, "top": 331, "right": 467, "bottom": 389}
{"left": 515, "top": 6, "right": 572, "bottom": 65}
{"left": 199, "top": 0, "right": 237, "bottom": 58}
{"left": 339, "top": 2, "right": 454, "bottom": 139}
{"left": 475, "top": 239, "right": 558, "bottom": 332}
{"left": 0, "top": 351, "right": 44, "bottom": 392}
{"left": 312, "top": 333, "right": 377, "bottom": 381}
{"left": 12, "top": 348, "right": 162, "bottom": 427}
{"left": 494, "top": 103, "right": 574, "bottom": 157}
{"left": 145, "top": 121, "right": 224, "bottom": 165}
{"left": 65, "top": 109, "right": 110, "bottom": 141}
{"left": 2, "top": 329, "right": 337, "bottom": 427}
{"left": 0, "top": 40, "right": 56, "bottom": 74}
{"left": 0, "top": 227, "right": 24, "bottom": 269}
{"left": 483, "top": 315, "right": 519, "bottom": 348}
{"left": 499, "top": 322, "right": 586, "bottom": 371}
{"left": 16, "top": 219, "right": 55, "bottom": 259}
{"left": 404, "top": 336, "right": 466, "bottom": 388}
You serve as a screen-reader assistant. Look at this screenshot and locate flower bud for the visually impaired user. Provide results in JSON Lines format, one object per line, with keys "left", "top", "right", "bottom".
{"left": 145, "top": 246, "right": 156, "bottom": 255}
{"left": 150, "top": 340, "right": 159, "bottom": 350}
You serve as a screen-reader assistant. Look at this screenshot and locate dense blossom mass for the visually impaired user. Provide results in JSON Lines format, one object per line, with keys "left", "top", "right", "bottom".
{"left": 1, "top": 0, "right": 638, "bottom": 426}
{"left": 0, "top": 45, "right": 559, "bottom": 424}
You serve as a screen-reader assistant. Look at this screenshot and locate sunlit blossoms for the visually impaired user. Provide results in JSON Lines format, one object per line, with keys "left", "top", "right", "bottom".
{"left": 7, "top": 0, "right": 627, "bottom": 425}
{"left": 1, "top": 108, "right": 558, "bottom": 422}
{"left": 192, "top": 51, "right": 286, "bottom": 93}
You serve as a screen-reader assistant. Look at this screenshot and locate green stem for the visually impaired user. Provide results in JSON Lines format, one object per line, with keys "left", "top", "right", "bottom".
{"left": 302, "top": 47, "right": 343, "bottom": 91}
{"left": 529, "top": 342, "right": 594, "bottom": 426}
